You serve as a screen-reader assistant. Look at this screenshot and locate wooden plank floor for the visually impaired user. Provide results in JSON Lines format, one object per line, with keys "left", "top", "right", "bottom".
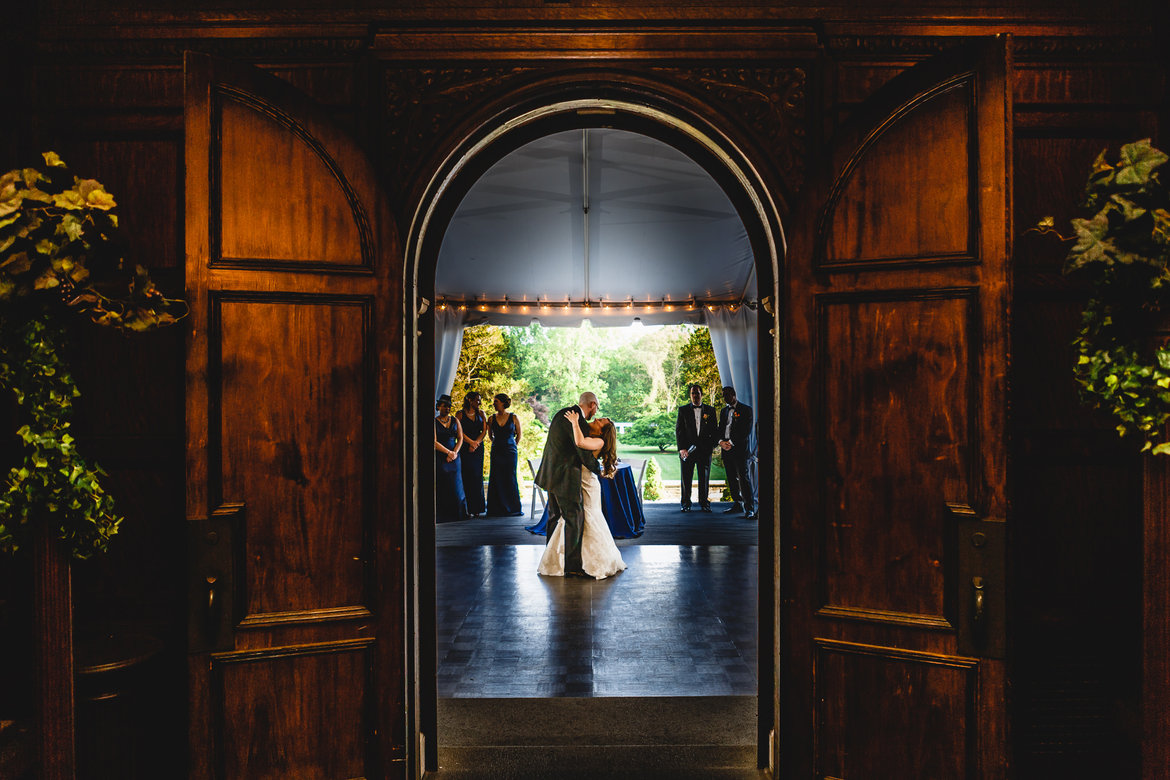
{"left": 436, "top": 501, "right": 761, "bottom": 698}
{"left": 436, "top": 500, "right": 760, "bottom": 547}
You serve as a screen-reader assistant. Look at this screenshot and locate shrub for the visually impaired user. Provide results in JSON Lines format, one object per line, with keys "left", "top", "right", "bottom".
{"left": 643, "top": 456, "right": 663, "bottom": 501}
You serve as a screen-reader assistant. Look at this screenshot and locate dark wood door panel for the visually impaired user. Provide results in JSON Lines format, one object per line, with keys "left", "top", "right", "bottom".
{"left": 823, "top": 79, "right": 975, "bottom": 269}
{"left": 211, "top": 293, "right": 373, "bottom": 622}
{"left": 211, "top": 639, "right": 375, "bottom": 780}
{"left": 814, "top": 639, "right": 978, "bottom": 780}
{"left": 214, "top": 93, "right": 368, "bottom": 270}
{"left": 816, "top": 290, "right": 975, "bottom": 626}
{"left": 187, "top": 52, "right": 402, "bottom": 779}
{"left": 784, "top": 39, "right": 1010, "bottom": 779}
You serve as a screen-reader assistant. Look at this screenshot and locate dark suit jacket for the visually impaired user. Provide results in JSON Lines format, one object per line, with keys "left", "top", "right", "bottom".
{"left": 675, "top": 403, "right": 718, "bottom": 455}
{"left": 534, "top": 405, "right": 600, "bottom": 501}
{"left": 718, "top": 402, "right": 753, "bottom": 454}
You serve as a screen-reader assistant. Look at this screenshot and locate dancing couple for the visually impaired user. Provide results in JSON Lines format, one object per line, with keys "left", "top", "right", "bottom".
{"left": 534, "top": 392, "right": 627, "bottom": 579}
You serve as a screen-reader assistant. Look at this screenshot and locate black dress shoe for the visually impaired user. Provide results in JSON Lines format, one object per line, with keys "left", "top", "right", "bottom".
{"left": 744, "top": 510, "right": 757, "bottom": 519}
{"left": 680, "top": 505, "right": 692, "bottom": 513}
{"left": 700, "top": 505, "right": 712, "bottom": 512}
{"left": 722, "top": 504, "right": 743, "bottom": 514}
{"left": 564, "top": 569, "right": 589, "bottom": 578}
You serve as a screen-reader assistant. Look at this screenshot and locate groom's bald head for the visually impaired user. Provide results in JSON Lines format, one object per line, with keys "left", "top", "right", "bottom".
{"left": 578, "top": 392, "right": 599, "bottom": 420}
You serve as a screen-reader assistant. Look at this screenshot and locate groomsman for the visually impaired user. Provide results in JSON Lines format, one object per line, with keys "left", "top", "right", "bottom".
{"left": 718, "top": 385, "right": 756, "bottom": 519}
{"left": 675, "top": 383, "right": 718, "bottom": 512}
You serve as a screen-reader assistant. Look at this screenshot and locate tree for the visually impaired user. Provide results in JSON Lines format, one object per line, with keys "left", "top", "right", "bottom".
{"left": 451, "top": 324, "right": 513, "bottom": 401}
{"left": 622, "top": 409, "right": 676, "bottom": 451}
{"left": 678, "top": 325, "right": 722, "bottom": 406}
{"left": 629, "top": 326, "right": 690, "bottom": 414}
{"left": 507, "top": 322, "right": 610, "bottom": 414}
{"left": 598, "top": 349, "right": 652, "bottom": 422}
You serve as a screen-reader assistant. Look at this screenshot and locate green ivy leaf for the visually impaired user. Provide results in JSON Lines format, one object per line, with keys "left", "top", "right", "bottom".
{"left": 1115, "top": 139, "right": 1169, "bottom": 187}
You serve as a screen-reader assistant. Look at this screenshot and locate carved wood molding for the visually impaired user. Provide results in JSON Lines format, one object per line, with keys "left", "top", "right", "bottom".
{"left": 650, "top": 66, "right": 808, "bottom": 196}
{"left": 35, "top": 35, "right": 369, "bottom": 63}
{"left": 380, "top": 63, "right": 809, "bottom": 207}
{"left": 381, "top": 65, "right": 537, "bottom": 201}
{"left": 826, "top": 35, "right": 971, "bottom": 58}
{"left": 826, "top": 33, "right": 1153, "bottom": 62}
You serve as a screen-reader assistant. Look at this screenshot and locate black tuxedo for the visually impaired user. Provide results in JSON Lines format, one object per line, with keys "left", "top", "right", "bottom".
{"left": 534, "top": 405, "right": 599, "bottom": 573}
{"left": 675, "top": 402, "right": 717, "bottom": 509}
{"left": 718, "top": 402, "right": 755, "bottom": 512}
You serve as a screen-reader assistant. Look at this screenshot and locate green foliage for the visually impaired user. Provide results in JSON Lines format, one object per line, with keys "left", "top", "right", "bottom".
{"left": 450, "top": 324, "right": 515, "bottom": 400}
{"left": 0, "top": 153, "right": 186, "bottom": 558}
{"left": 0, "top": 317, "right": 119, "bottom": 558}
{"left": 622, "top": 409, "right": 676, "bottom": 451}
{"left": 632, "top": 326, "right": 689, "bottom": 413}
{"left": 507, "top": 323, "right": 612, "bottom": 413}
{"left": 1051, "top": 139, "right": 1170, "bottom": 454}
{"left": 642, "top": 455, "right": 663, "bottom": 501}
{"left": 0, "top": 152, "right": 186, "bottom": 331}
{"left": 598, "top": 351, "right": 652, "bottom": 421}
{"left": 677, "top": 326, "right": 721, "bottom": 404}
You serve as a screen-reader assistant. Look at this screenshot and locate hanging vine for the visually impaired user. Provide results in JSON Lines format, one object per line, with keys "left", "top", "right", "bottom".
{"left": 0, "top": 152, "right": 186, "bottom": 558}
{"left": 1040, "top": 139, "right": 1170, "bottom": 453}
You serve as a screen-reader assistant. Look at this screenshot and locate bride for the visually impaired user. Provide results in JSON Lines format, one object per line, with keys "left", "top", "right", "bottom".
{"left": 538, "top": 410, "right": 627, "bottom": 579}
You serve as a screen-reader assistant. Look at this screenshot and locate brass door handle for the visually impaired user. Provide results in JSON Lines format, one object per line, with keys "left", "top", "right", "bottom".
{"left": 971, "top": 576, "right": 985, "bottom": 634}
{"left": 205, "top": 575, "right": 219, "bottom": 638}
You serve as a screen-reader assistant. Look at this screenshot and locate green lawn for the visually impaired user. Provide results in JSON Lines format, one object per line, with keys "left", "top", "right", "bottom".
{"left": 617, "top": 443, "right": 726, "bottom": 482}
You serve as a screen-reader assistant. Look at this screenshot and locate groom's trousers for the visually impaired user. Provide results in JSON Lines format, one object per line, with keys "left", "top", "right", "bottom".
{"left": 546, "top": 492, "right": 585, "bottom": 573}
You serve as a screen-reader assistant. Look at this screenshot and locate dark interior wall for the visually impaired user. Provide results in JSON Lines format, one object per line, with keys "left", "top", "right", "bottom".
{"left": 1007, "top": 42, "right": 1158, "bottom": 776}
{"left": 2, "top": 4, "right": 1163, "bottom": 778}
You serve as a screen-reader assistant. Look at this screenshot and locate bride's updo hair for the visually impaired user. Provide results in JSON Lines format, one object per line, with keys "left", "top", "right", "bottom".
{"left": 590, "top": 418, "right": 619, "bottom": 478}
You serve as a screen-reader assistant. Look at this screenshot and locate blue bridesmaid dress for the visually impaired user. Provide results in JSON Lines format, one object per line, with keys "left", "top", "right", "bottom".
{"left": 460, "top": 410, "right": 486, "bottom": 516}
{"left": 435, "top": 417, "right": 469, "bottom": 523}
{"left": 486, "top": 413, "right": 524, "bottom": 517}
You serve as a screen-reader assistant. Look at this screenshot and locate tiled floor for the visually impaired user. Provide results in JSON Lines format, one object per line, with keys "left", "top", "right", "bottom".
{"left": 436, "top": 544, "right": 758, "bottom": 698}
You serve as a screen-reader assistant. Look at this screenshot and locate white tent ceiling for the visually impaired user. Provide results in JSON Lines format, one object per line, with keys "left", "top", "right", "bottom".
{"left": 434, "top": 128, "right": 757, "bottom": 326}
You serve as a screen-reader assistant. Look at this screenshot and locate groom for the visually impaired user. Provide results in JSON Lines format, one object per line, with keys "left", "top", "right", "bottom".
{"left": 535, "top": 391, "right": 601, "bottom": 576}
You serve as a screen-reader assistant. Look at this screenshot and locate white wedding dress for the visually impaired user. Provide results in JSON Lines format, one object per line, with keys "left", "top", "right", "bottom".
{"left": 538, "top": 466, "right": 627, "bottom": 579}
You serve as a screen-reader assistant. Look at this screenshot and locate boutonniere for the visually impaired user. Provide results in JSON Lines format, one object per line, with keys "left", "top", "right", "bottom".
{"left": 702, "top": 413, "right": 710, "bottom": 420}
{"left": 733, "top": 411, "right": 741, "bottom": 418}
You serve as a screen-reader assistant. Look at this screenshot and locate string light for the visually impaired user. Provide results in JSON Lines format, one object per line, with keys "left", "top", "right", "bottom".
{"left": 435, "top": 298, "right": 756, "bottom": 315}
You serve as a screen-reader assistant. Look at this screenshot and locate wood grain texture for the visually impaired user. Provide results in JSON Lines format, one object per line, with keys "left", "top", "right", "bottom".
{"left": 186, "top": 52, "right": 403, "bottom": 779}
{"left": 212, "top": 640, "right": 373, "bottom": 780}
{"left": 824, "top": 81, "right": 973, "bottom": 267}
{"left": 1145, "top": 452, "right": 1170, "bottom": 779}
{"left": 216, "top": 95, "right": 366, "bottom": 268}
{"left": 814, "top": 640, "right": 977, "bottom": 779}
{"left": 215, "top": 295, "right": 369, "bottom": 617}
{"left": 784, "top": 40, "right": 1010, "bottom": 780}
{"left": 818, "top": 292, "right": 972, "bottom": 621}
{"left": 33, "top": 525, "right": 75, "bottom": 780}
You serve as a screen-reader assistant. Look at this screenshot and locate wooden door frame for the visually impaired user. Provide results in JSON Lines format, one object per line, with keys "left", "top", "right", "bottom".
{"left": 402, "top": 87, "right": 787, "bottom": 777}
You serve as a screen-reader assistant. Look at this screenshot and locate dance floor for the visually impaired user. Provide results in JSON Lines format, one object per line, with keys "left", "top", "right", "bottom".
{"left": 435, "top": 502, "right": 760, "bottom": 698}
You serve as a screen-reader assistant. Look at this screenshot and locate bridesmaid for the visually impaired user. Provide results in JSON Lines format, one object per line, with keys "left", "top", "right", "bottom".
{"left": 486, "top": 392, "right": 524, "bottom": 517}
{"left": 459, "top": 391, "right": 487, "bottom": 517}
{"left": 434, "top": 394, "right": 469, "bottom": 523}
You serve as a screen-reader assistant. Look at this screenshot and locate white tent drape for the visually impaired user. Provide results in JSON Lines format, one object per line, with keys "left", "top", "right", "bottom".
{"left": 706, "top": 304, "right": 759, "bottom": 494}
{"left": 434, "top": 306, "right": 467, "bottom": 401}
{"left": 706, "top": 304, "right": 758, "bottom": 421}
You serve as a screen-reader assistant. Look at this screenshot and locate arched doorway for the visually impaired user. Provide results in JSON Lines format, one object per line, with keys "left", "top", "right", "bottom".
{"left": 404, "top": 92, "right": 785, "bottom": 775}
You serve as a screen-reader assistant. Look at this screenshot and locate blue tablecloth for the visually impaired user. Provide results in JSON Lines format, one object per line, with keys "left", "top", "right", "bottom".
{"left": 525, "top": 462, "right": 645, "bottom": 539}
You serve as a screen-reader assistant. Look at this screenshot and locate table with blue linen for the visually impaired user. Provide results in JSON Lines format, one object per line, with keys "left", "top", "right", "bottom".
{"left": 525, "top": 461, "right": 645, "bottom": 539}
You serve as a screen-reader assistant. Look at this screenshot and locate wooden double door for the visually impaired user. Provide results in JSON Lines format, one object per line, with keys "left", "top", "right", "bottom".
{"left": 184, "top": 39, "right": 1011, "bottom": 779}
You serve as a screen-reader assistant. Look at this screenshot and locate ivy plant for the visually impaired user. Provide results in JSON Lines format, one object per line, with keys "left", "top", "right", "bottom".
{"left": 0, "top": 152, "right": 185, "bottom": 558}
{"left": 1043, "top": 139, "right": 1170, "bottom": 453}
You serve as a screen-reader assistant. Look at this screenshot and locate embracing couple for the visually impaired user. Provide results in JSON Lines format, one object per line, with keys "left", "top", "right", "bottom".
{"left": 534, "top": 392, "right": 627, "bottom": 579}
